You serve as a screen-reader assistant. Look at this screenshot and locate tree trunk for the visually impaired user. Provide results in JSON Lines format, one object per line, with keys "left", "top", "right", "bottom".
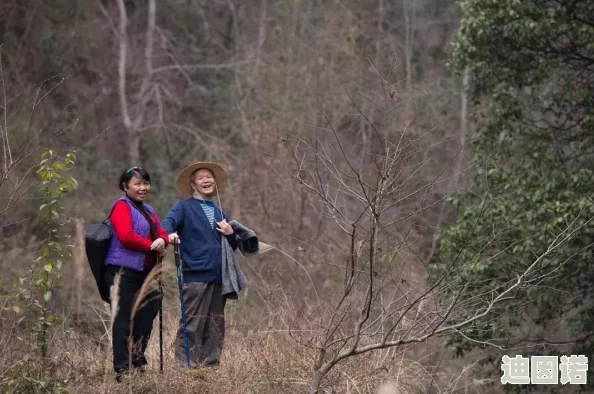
{"left": 129, "top": 132, "right": 141, "bottom": 164}
{"left": 375, "top": 0, "right": 384, "bottom": 65}
{"left": 457, "top": 67, "right": 469, "bottom": 179}
{"left": 403, "top": 0, "right": 417, "bottom": 116}
{"left": 308, "top": 370, "right": 325, "bottom": 394}
{"left": 117, "top": 0, "right": 156, "bottom": 164}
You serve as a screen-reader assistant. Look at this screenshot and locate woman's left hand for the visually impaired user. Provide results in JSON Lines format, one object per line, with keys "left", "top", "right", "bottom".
{"left": 216, "top": 219, "right": 233, "bottom": 235}
{"left": 150, "top": 238, "right": 166, "bottom": 253}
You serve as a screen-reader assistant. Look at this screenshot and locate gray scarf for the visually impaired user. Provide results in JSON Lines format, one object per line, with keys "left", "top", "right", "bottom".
{"left": 221, "top": 220, "right": 260, "bottom": 299}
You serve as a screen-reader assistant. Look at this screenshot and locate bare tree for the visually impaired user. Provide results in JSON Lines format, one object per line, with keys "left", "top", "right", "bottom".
{"left": 268, "top": 68, "right": 590, "bottom": 394}
{"left": 0, "top": 51, "right": 71, "bottom": 235}
{"left": 402, "top": 0, "right": 417, "bottom": 96}
{"left": 114, "top": 0, "right": 156, "bottom": 164}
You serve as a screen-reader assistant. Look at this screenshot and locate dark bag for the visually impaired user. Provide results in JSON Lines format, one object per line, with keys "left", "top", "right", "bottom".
{"left": 85, "top": 208, "right": 116, "bottom": 303}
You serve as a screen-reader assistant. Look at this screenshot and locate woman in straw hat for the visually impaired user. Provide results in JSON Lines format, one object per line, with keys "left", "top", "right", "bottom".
{"left": 162, "top": 162, "right": 238, "bottom": 368}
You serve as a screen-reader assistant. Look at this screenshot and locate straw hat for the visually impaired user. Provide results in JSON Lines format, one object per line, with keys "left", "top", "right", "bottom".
{"left": 176, "top": 161, "right": 228, "bottom": 198}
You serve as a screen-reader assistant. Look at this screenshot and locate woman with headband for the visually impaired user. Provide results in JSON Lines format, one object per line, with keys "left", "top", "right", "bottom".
{"left": 104, "top": 166, "right": 170, "bottom": 381}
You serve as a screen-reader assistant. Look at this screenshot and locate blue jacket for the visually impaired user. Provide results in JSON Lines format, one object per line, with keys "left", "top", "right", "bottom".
{"left": 162, "top": 198, "right": 237, "bottom": 283}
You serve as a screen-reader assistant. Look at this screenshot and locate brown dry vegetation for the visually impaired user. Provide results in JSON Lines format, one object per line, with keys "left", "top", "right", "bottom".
{"left": 44, "top": 317, "right": 482, "bottom": 394}
{"left": 1, "top": 260, "right": 486, "bottom": 394}
{"left": 0, "top": 1, "right": 498, "bottom": 393}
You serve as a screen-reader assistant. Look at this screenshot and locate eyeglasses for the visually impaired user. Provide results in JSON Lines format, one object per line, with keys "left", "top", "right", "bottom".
{"left": 126, "top": 166, "right": 143, "bottom": 174}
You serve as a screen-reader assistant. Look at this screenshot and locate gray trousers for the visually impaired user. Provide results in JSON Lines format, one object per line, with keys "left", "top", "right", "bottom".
{"left": 176, "top": 282, "right": 226, "bottom": 367}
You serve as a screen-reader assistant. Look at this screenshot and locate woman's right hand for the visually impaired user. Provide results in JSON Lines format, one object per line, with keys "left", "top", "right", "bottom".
{"left": 169, "top": 233, "right": 180, "bottom": 244}
{"left": 150, "top": 238, "right": 166, "bottom": 253}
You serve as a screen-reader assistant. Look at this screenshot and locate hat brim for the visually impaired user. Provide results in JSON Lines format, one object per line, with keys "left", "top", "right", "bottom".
{"left": 176, "top": 162, "right": 228, "bottom": 198}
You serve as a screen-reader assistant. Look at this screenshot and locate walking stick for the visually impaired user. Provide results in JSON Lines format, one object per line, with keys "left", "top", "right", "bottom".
{"left": 158, "top": 255, "right": 164, "bottom": 373}
{"left": 174, "top": 241, "right": 191, "bottom": 368}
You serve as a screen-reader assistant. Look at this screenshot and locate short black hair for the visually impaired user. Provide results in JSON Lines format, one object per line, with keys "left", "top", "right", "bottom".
{"left": 118, "top": 166, "right": 151, "bottom": 191}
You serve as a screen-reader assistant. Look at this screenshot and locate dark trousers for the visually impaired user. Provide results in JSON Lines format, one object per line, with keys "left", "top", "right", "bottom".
{"left": 176, "top": 282, "right": 226, "bottom": 367}
{"left": 105, "top": 264, "right": 160, "bottom": 374}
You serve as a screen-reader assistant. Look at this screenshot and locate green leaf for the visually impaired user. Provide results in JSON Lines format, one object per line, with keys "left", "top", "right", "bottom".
{"left": 12, "top": 306, "right": 21, "bottom": 313}
{"left": 44, "top": 291, "right": 52, "bottom": 302}
{"left": 44, "top": 264, "right": 52, "bottom": 272}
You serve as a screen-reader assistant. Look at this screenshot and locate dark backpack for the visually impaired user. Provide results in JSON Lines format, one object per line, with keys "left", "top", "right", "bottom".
{"left": 84, "top": 209, "right": 115, "bottom": 303}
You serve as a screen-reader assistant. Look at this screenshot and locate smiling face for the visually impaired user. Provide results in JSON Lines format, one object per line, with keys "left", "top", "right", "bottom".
{"left": 191, "top": 168, "right": 217, "bottom": 198}
{"left": 124, "top": 174, "right": 151, "bottom": 201}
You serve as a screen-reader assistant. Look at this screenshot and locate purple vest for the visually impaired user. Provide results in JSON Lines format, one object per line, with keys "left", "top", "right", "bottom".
{"left": 105, "top": 196, "right": 157, "bottom": 271}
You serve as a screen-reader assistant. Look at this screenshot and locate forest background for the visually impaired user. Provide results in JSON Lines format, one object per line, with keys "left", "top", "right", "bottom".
{"left": 1, "top": 0, "right": 593, "bottom": 393}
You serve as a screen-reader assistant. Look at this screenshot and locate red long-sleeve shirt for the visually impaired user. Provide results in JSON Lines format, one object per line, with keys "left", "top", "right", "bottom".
{"left": 110, "top": 201, "right": 170, "bottom": 263}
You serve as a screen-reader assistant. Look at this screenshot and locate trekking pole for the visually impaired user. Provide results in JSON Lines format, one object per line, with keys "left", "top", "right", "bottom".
{"left": 158, "top": 255, "right": 164, "bottom": 373}
{"left": 174, "top": 241, "right": 191, "bottom": 368}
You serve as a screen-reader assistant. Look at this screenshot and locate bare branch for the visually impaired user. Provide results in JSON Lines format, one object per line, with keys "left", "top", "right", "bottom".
{"left": 152, "top": 60, "right": 251, "bottom": 74}
{"left": 116, "top": 0, "right": 132, "bottom": 132}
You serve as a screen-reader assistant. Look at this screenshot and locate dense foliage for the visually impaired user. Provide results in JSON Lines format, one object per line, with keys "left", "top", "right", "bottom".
{"left": 436, "top": 0, "right": 594, "bottom": 388}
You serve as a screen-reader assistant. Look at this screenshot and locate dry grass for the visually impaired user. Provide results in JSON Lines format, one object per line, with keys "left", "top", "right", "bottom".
{"left": 47, "top": 322, "right": 438, "bottom": 394}
{"left": 0, "top": 299, "right": 489, "bottom": 394}
{"left": 0, "top": 253, "right": 488, "bottom": 394}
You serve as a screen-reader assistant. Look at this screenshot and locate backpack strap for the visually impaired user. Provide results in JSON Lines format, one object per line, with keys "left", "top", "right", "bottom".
{"left": 108, "top": 197, "right": 158, "bottom": 241}
{"left": 103, "top": 199, "right": 123, "bottom": 224}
